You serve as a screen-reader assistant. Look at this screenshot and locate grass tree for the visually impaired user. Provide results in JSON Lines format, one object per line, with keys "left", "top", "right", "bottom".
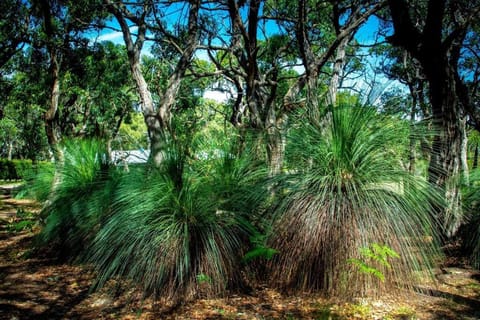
{"left": 266, "top": 105, "right": 442, "bottom": 297}
{"left": 35, "top": 139, "right": 118, "bottom": 260}
{"left": 87, "top": 136, "right": 267, "bottom": 301}
{"left": 461, "top": 169, "right": 480, "bottom": 268}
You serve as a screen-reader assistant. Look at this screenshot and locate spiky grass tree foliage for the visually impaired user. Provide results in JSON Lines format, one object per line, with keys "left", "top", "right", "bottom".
{"left": 461, "top": 169, "right": 480, "bottom": 268}
{"left": 267, "top": 106, "right": 441, "bottom": 297}
{"left": 88, "top": 138, "right": 266, "bottom": 301}
{"left": 18, "top": 162, "right": 55, "bottom": 202}
{"left": 37, "top": 139, "right": 117, "bottom": 260}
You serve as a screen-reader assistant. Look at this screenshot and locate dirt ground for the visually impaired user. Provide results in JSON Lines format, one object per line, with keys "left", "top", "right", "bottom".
{"left": 1, "top": 183, "right": 480, "bottom": 320}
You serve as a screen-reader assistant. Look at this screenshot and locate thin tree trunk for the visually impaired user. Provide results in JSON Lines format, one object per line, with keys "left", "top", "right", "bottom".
{"left": 408, "top": 104, "right": 416, "bottom": 175}
{"left": 266, "top": 109, "right": 287, "bottom": 175}
{"left": 40, "top": 0, "right": 63, "bottom": 164}
{"left": 473, "top": 142, "right": 478, "bottom": 169}
{"left": 461, "top": 117, "right": 469, "bottom": 185}
{"left": 328, "top": 35, "right": 351, "bottom": 106}
{"left": 107, "top": 0, "right": 200, "bottom": 167}
{"left": 45, "top": 52, "right": 63, "bottom": 163}
{"left": 7, "top": 142, "right": 13, "bottom": 161}
{"left": 129, "top": 59, "right": 165, "bottom": 166}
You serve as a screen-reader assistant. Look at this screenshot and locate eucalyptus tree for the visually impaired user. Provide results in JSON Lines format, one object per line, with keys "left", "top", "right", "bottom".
{"left": 456, "top": 16, "right": 480, "bottom": 132}
{"left": 0, "top": 0, "right": 31, "bottom": 135}
{"left": 104, "top": 0, "right": 201, "bottom": 166}
{"left": 277, "top": 0, "right": 386, "bottom": 110}
{"left": 58, "top": 42, "right": 136, "bottom": 154}
{"left": 0, "top": 118, "right": 18, "bottom": 160}
{"left": 202, "top": 0, "right": 383, "bottom": 172}
{"left": 1, "top": 48, "right": 50, "bottom": 161}
{"left": 142, "top": 55, "right": 217, "bottom": 149}
{"left": 387, "top": 0, "right": 480, "bottom": 237}
{"left": 373, "top": 45, "right": 432, "bottom": 174}
{"left": 200, "top": 0, "right": 299, "bottom": 173}
{"left": 31, "top": 0, "right": 107, "bottom": 162}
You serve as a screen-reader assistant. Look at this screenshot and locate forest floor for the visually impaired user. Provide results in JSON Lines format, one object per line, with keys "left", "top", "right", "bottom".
{"left": 1, "top": 183, "right": 480, "bottom": 320}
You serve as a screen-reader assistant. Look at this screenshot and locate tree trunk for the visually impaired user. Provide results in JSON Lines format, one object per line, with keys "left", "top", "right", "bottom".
{"left": 328, "top": 35, "right": 351, "bottom": 106}
{"left": 386, "top": 0, "right": 473, "bottom": 239}
{"left": 408, "top": 105, "right": 416, "bottom": 175}
{"left": 7, "top": 141, "right": 13, "bottom": 161}
{"left": 473, "top": 143, "right": 478, "bottom": 169}
{"left": 426, "top": 64, "right": 465, "bottom": 238}
{"left": 129, "top": 59, "right": 165, "bottom": 167}
{"left": 461, "top": 118, "right": 469, "bottom": 185}
{"left": 106, "top": 0, "right": 165, "bottom": 167}
{"left": 45, "top": 52, "right": 63, "bottom": 163}
{"left": 108, "top": 0, "right": 200, "bottom": 167}
{"left": 40, "top": 0, "right": 63, "bottom": 164}
{"left": 266, "top": 108, "right": 287, "bottom": 175}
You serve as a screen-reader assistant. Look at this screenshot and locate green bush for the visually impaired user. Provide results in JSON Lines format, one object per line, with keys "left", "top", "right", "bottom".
{"left": 0, "top": 159, "right": 52, "bottom": 181}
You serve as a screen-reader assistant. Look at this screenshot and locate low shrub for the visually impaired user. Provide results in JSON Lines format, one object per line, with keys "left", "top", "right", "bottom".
{"left": 0, "top": 158, "right": 52, "bottom": 181}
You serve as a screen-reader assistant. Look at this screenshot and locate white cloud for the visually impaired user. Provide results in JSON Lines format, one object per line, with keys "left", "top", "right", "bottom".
{"left": 95, "top": 26, "right": 139, "bottom": 43}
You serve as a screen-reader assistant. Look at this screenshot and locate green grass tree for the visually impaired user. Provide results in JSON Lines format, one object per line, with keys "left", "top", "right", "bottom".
{"left": 266, "top": 105, "right": 442, "bottom": 297}
{"left": 86, "top": 135, "right": 267, "bottom": 301}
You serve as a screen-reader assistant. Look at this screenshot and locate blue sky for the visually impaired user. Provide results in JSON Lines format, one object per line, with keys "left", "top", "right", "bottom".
{"left": 88, "top": 9, "right": 399, "bottom": 103}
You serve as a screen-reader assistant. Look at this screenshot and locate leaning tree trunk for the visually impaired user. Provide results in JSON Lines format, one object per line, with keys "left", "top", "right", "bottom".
{"left": 130, "top": 60, "right": 165, "bottom": 167}
{"left": 108, "top": 0, "right": 167, "bottom": 168}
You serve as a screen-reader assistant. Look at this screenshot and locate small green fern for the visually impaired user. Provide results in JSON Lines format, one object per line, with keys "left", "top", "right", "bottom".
{"left": 242, "top": 233, "right": 279, "bottom": 263}
{"left": 348, "top": 243, "right": 400, "bottom": 282}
